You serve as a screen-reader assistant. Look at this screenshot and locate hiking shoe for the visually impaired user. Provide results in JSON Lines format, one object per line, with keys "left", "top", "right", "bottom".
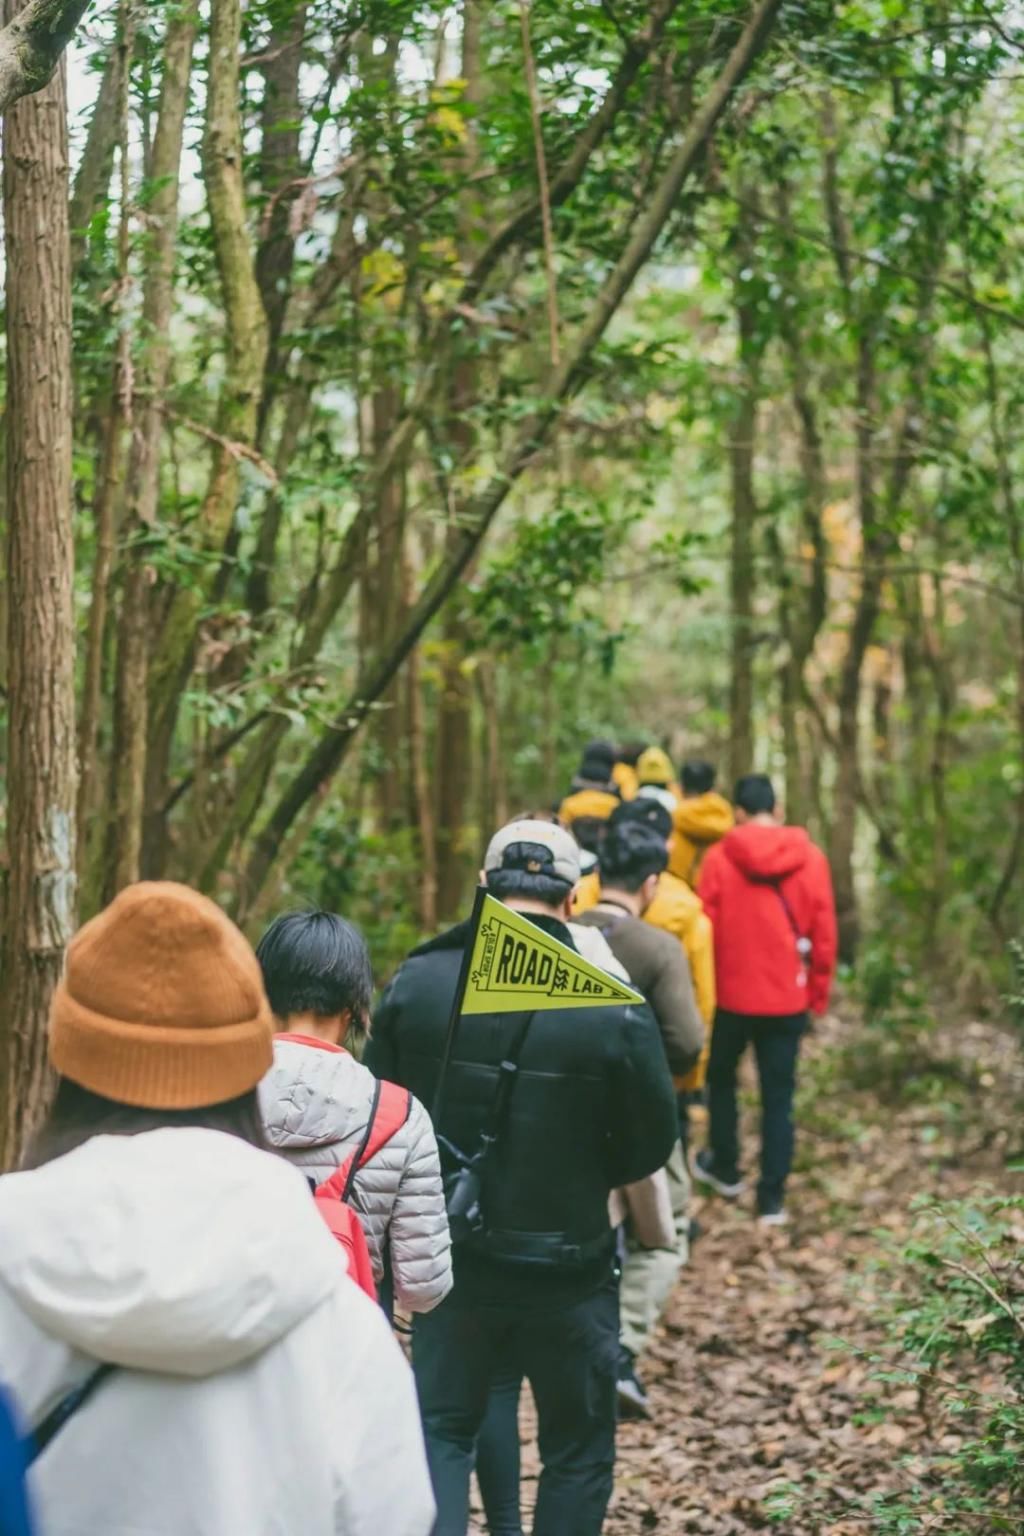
{"left": 617, "top": 1350, "right": 651, "bottom": 1421}
{"left": 757, "top": 1206, "right": 790, "bottom": 1228}
{"left": 691, "top": 1148, "right": 746, "bottom": 1199}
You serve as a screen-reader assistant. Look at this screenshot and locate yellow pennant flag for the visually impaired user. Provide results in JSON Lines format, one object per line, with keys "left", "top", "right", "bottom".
{"left": 461, "top": 893, "right": 644, "bottom": 1015}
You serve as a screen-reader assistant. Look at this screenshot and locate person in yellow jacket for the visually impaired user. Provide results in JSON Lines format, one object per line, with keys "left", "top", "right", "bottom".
{"left": 558, "top": 740, "right": 620, "bottom": 851}
{"left": 669, "top": 760, "right": 735, "bottom": 888}
{"left": 611, "top": 742, "right": 646, "bottom": 802}
{"left": 634, "top": 744, "right": 682, "bottom": 805}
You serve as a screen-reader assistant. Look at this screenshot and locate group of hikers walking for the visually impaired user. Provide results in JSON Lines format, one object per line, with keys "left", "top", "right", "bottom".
{"left": 0, "top": 737, "right": 837, "bottom": 1536}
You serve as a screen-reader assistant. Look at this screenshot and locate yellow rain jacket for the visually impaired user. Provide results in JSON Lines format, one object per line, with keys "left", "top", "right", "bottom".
{"left": 574, "top": 869, "right": 716, "bottom": 1091}
{"left": 612, "top": 762, "right": 638, "bottom": 801}
{"left": 635, "top": 746, "right": 674, "bottom": 788}
{"left": 669, "top": 793, "right": 734, "bottom": 889}
{"left": 559, "top": 787, "right": 620, "bottom": 828}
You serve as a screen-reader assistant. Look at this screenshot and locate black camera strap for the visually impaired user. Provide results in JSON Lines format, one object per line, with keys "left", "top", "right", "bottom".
{"left": 478, "top": 1009, "right": 538, "bottom": 1152}
{"left": 27, "top": 1363, "right": 115, "bottom": 1465}
{"left": 439, "top": 1007, "right": 538, "bottom": 1173}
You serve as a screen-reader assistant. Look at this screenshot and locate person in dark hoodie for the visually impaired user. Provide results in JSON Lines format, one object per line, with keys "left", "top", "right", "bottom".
{"left": 366, "top": 818, "right": 677, "bottom": 1536}
{"left": 694, "top": 775, "right": 837, "bottom": 1226}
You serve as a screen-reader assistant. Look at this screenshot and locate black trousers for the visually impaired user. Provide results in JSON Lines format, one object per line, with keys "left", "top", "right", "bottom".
{"left": 476, "top": 1371, "right": 525, "bottom": 1536}
{"left": 706, "top": 1008, "right": 807, "bottom": 1210}
{"left": 412, "top": 1279, "right": 619, "bottom": 1536}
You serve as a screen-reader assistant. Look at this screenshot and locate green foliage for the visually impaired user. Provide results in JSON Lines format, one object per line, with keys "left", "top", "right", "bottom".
{"left": 865, "top": 1197, "right": 1024, "bottom": 1531}
{"left": 1005, "top": 941, "right": 1024, "bottom": 1034}
{"left": 51, "top": 0, "right": 1024, "bottom": 972}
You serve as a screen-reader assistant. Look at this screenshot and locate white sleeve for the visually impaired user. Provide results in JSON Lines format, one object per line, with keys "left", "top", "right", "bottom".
{"left": 328, "top": 1286, "right": 435, "bottom": 1536}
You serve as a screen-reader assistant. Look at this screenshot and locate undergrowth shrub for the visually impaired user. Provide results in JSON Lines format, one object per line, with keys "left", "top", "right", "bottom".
{"left": 864, "top": 1196, "right": 1023, "bottom": 1532}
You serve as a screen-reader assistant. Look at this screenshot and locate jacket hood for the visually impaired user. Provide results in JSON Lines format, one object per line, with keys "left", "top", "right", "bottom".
{"left": 722, "top": 823, "right": 811, "bottom": 881}
{"left": 261, "top": 1038, "right": 370, "bottom": 1152}
{"left": 675, "top": 792, "right": 734, "bottom": 842}
{"left": 0, "top": 1127, "right": 341, "bottom": 1376}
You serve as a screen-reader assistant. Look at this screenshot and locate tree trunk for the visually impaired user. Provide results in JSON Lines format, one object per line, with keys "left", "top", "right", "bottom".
{"left": 434, "top": 0, "right": 483, "bottom": 916}
{"left": 1, "top": 44, "right": 76, "bottom": 1167}
{"left": 774, "top": 177, "right": 828, "bottom": 823}
{"left": 478, "top": 656, "right": 508, "bottom": 831}
{"left": 727, "top": 291, "right": 759, "bottom": 786}
{"left": 435, "top": 620, "right": 475, "bottom": 921}
{"left": 829, "top": 335, "right": 878, "bottom": 963}
{"left": 405, "top": 622, "right": 438, "bottom": 932}
{"left": 102, "top": 5, "right": 197, "bottom": 898}
{"left": 78, "top": 3, "right": 134, "bottom": 896}
{"left": 68, "top": 43, "right": 124, "bottom": 271}
{"left": 0, "top": 0, "right": 92, "bottom": 115}
{"left": 365, "top": 379, "right": 409, "bottom": 830}
{"left": 254, "top": 0, "right": 307, "bottom": 441}
{"left": 142, "top": 0, "right": 268, "bottom": 872}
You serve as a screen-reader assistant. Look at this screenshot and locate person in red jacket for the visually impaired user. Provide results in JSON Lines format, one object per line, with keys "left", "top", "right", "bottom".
{"left": 693, "top": 774, "right": 837, "bottom": 1225}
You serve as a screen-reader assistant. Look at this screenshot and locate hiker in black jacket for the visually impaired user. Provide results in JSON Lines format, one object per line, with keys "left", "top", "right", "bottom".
{"left": 366, "top": 818, "right": 677, "bottom": 1536}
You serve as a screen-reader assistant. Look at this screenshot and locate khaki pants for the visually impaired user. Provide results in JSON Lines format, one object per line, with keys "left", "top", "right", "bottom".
{"left": 618, "top": 1140, "right": 690, "bottom": 1360}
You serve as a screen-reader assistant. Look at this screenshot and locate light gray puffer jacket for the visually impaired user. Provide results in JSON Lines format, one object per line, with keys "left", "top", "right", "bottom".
{"left": 261, "top": 1038, "right": 453, "bottom": 1314}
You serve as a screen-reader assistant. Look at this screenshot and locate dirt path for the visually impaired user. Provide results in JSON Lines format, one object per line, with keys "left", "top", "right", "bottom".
{"left": 475, "top": 1004, "right": 1024, "bottom": 1534}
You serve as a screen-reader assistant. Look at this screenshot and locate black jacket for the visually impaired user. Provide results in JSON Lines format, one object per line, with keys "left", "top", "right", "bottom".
{"left": 366, "top": 911, "right": 677, "bottom": 1305}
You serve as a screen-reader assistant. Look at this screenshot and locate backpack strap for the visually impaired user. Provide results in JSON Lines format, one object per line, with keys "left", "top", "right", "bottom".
{"left": 349, "top": 1080, "right": 412, "bottom": 1190}
{"left": 766, "top": 877, "right": 805, "bottom": 944}
{"left": 26, "top": 1364, "right": 115, "bottom": 1466}
{"left": 316, "top": 1080, "right": 413, "bottom": 1207}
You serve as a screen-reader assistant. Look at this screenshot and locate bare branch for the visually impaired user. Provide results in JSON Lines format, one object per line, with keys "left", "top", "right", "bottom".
{"left": 519, "top": 0, "right": 560, "bottom": 366}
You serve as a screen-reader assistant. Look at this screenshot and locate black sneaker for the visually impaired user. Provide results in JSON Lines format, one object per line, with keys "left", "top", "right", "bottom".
{"left": 691, "top": 1147, "right": 746, "bottom": 1199}
{"left": 616, "top": 1349, "right": 651, "bottom": 1420}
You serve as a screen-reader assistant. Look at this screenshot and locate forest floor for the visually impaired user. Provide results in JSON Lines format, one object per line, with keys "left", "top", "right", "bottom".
{"left": 469, "top": 999, "right": 1024, "bottom": 1535}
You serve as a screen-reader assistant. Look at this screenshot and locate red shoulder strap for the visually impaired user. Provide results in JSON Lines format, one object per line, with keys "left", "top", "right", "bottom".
{"left": 360, "top": 1080, "right": 413, "bottom": 1166}
{"left": 320, "top": 1081, "right": 413, "bottom": 1205}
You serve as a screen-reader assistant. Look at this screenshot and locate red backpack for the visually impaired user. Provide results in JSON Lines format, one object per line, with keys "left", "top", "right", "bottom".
{"left": 312, "top": 1079, "right": 411, "bottom": 1301}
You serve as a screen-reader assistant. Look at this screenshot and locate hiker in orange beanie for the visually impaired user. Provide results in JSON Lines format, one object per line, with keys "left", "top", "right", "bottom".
{"left": 0, "top": 882, "right": 434, "bottom": 1536}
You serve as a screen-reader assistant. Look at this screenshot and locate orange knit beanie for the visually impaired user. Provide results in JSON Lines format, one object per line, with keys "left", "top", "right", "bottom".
{"left": 50, "top": 882, "right": 274, "bottom": 1110}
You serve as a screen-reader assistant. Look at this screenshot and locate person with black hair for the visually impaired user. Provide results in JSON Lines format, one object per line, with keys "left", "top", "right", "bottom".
{"left": 558, "top": 738, "right": 621, "bottom": 854}
{"left": 366, "top": 820, "right": 677, "bottom": 1536}
{"left": 694, "top": 775, "right": 838, "bottom": 1225}
{"left": 577, "top": 822, "right": 703, "bottom": 1078}
{"left": 257, "top": 911, "right": 452, "bottom": 1316}
{"left": 576, "top": 799, "right": 717, "bottom": 1051}
{"left": 669, "top": 759, "right": 734, "bottom": 888}
{"left": 574, "top": 821, "right": 704, "bottom": 1419}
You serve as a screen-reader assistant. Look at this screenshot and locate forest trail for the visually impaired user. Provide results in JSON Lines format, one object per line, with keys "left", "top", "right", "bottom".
{"left": 472, "top": 1005, "right": 1024, "bottom": 1535}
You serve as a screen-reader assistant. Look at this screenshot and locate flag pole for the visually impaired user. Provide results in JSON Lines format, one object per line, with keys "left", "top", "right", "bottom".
{"left": 431, "top": 882, "right": 487, "bottom": 1124}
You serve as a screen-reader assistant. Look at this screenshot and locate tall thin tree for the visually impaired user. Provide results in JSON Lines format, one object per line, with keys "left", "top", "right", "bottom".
{"left": 1, "top": 14, "right": 77, "bottom": 1167}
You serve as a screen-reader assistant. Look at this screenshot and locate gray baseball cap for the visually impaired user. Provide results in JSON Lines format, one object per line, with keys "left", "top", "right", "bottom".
{"left": 484, "top": 819, "right": 581, "bottom": 886}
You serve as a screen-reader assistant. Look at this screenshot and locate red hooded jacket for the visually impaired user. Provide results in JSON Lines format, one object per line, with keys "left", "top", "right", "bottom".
{"left": 698, "top": 823, "right": 838, "bottom": 1018}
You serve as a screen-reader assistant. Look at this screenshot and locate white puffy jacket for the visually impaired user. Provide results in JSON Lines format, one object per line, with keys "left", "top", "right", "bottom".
{"left": 261, "top": 1037, "right": 453, "bottom": 1314}
{"left": 0, "top": 1127, "right": 435, "bottom": 1536}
